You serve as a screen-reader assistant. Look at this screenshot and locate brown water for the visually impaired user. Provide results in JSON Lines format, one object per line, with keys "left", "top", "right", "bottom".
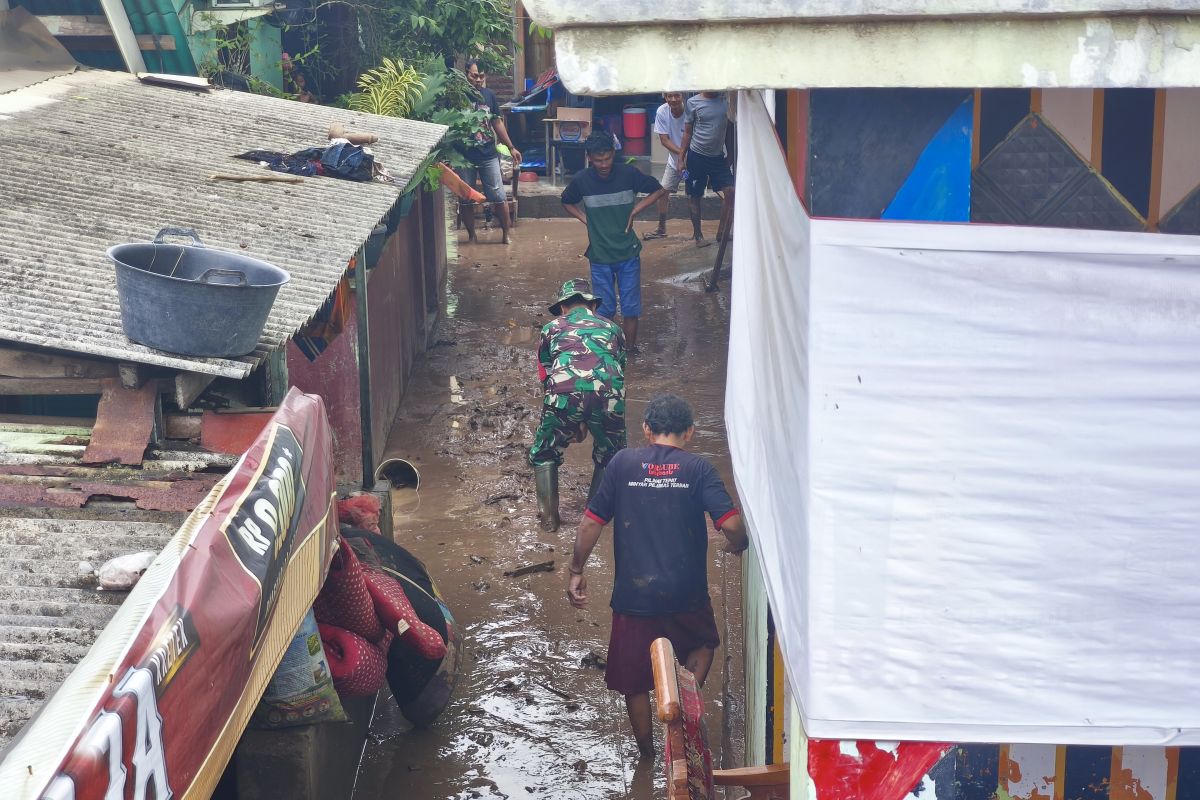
{"left": 353, "top": 218, "right": 743, "bottom": 800}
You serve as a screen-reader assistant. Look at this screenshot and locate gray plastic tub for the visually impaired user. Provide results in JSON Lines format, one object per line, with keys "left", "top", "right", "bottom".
{"left": 108, "top": 228, "right": 290, "bottom": 358}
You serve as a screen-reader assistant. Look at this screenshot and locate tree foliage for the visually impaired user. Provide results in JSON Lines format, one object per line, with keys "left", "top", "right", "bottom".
{"left": 366, "top": 0, "right": 514, "bottom": 75}
{"left": 347, "top": 57, "right": 425, "bottom": 117}
{"left": 345, "top": 56, "right": 497, "bottom": 185}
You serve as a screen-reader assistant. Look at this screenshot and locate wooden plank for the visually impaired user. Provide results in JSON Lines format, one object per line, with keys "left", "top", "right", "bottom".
{"left": 1091, "top": 89, "right": 1106, "bottom": 170}
{"left": 0, "top": 423, "right": 92, "bottom": 437}
{"left": 1146, "top": 88, "right": 1167, "bottom": 231}
{"left": 36, "top": 16, "right": 176, "bottom": 51}
{"left": 0, "top": 436, "right": 86, "bottom": 456}
{"left": 163, "top": 414, "right": 201, "bottom": 441}
{"left": 0, "top": 414, "right": 96, "bottom": 429}
{"left": 36, "top": 14, "right": 110, "bottom": 36}
{"left": 971, "top": 88, "right": 983, "bottom": 169}
{"left": 174, "top": 372, "right": 215, "bottom": 410}
{"left": 0, "top": 378, "right": 104, "bottom": 396}
{"left": 118, "top": 362, "right": 146, "bottom": 390}
{"left": 0, "top": 345, "right": 118, "bottom": 380}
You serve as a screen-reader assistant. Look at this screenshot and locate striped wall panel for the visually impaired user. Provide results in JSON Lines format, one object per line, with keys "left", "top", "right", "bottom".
{"left": 808, "top": 743, "right": 1200, "bottom": 800}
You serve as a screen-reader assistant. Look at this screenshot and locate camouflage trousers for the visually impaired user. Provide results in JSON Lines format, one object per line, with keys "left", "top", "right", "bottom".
{"left": 528, "top": 391, "right": 627, "bottom": 468}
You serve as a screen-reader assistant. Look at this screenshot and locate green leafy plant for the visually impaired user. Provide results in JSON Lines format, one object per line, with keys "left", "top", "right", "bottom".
{"left": 357, "top": 0, "right": 514, "bottom": 75}
{"left": 347, "top": 57, "right": 425, "bottom": 117}
{"left": 344, "top": 58, "right": 484, "bottom": 186}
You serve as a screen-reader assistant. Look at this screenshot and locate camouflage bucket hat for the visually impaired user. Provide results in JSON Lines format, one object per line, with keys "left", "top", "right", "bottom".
{"left": 549, "top": 278, "right": 600, "bottom": 315}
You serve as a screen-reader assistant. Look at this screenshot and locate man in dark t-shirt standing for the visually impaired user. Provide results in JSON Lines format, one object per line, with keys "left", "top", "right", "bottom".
{"left": 457, "top": 60, "right": 521, "bottom": 244}
{"left": 566, "top": 394, "right": 747, "bottom": 759}
{"left": 561, "top": 132, "right": 665, "bottom": 353}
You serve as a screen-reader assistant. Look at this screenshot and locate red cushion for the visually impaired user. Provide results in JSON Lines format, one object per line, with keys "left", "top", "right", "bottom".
{"left": 664, "top": 666, "right": 715, "bottom": 800}
{"left": 318, "top": 623, "right": 387, "bottom": 696}
{"left": 364, "top": 567, "right": 448, "bottom": 661}
{"left": 314, "top": 538, "right": 385, "bottom": 643}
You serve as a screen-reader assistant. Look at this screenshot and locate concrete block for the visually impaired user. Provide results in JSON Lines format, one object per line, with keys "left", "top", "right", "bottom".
{"left": 234, "top": 692, "right": 377, "bottom": 800}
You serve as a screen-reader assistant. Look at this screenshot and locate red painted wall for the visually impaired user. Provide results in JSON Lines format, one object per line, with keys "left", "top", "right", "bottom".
{"left": 286, "top": 304, "right": 363, "bottom": 485}
{"left": 366, "top": 207, "right": 427, "bottom": 464}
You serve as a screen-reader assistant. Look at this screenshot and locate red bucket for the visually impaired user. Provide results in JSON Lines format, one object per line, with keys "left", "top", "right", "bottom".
{"left": 622, "top": 136, "right": 648, "bottom": 156}
{"left": 623, "top": 106, "right": 648, "bottom": 138}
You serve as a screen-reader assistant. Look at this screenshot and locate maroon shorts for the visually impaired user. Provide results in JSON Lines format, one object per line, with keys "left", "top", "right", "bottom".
{"left": 605, "top": 603, "right": 720, "bottom": 696}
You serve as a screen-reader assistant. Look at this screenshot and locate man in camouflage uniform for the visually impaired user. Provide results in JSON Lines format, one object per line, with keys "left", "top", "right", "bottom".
{"left": 529, "top": 278, "right": 627, "bottom": 532}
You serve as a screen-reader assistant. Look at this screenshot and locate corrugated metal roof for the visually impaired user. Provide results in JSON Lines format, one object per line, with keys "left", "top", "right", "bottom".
{"left": 0, "top": 70, "right": 447, "bottom": 378}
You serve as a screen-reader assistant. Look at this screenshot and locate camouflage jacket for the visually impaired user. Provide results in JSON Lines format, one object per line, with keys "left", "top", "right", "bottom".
{"left": 538, "top": 307, "right": 626, "bottom": 396}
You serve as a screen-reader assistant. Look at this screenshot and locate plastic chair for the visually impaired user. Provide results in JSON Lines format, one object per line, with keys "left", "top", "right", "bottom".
{"left": 651, "top": 638, "right": 789, "bottom": 799}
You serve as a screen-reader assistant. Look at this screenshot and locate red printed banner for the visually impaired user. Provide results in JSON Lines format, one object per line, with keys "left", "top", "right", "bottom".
{"left": 808, "top": 739, "right": 951, "bottom": 800}
{"left": 0, "top": 389, "right": 339, "bottom": 800}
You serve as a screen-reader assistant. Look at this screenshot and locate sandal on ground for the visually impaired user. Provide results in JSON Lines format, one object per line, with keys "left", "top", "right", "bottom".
{"left": 642, "top": 230, "right": 668, "bottom": 240}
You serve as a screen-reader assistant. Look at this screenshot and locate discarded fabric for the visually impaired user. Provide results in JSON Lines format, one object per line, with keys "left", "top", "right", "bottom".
{"left": 235, "top": 139, "right": 374, "bottom": 181}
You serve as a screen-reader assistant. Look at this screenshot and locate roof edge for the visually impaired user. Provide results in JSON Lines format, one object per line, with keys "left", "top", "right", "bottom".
{"left": 525, "top": 0, "right": 1200, "bottom": 30}
{"left": 552, "top": 14, "right": 1200, "bottom": 94}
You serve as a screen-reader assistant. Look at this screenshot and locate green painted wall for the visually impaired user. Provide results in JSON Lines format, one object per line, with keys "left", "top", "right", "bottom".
{"left": 743, "top": 542, "right": 770, "bottom": 766}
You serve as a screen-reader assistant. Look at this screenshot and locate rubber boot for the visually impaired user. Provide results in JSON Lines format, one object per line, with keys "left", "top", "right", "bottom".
{"left": 587, "top": 463, "right": 606, "bottom": 503}
{"left": 534, "top": 463, "right": 560, "bottom": 532}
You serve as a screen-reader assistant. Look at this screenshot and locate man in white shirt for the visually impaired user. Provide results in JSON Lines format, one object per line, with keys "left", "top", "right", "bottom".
{"left": 642, "top": 92, "right": 686, "bottom": 240}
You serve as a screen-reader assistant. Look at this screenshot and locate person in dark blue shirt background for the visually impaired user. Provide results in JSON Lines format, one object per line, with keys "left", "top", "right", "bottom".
{"left": 566, "top": 393, "right": 747, "bottom": 759}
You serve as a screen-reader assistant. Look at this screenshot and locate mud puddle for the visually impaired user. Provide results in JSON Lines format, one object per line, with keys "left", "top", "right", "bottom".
{"left": 353, "top": 219, "right": 743, "bottom": 800}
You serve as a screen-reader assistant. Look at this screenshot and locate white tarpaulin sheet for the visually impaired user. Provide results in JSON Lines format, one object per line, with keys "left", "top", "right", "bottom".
{"left": 726, "top": 91, "right": 1200, "bottom": 745}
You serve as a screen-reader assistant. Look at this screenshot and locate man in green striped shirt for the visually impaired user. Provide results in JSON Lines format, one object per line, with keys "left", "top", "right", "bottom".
{"left": 562, "top": 132, "right": 665, "bottom": 353}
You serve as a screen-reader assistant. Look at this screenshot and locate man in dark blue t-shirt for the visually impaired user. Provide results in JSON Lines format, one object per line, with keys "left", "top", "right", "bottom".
{"left": 457, "top": 60, "right": 521, "bottom": 244}
{"left": 566, "top": 394, "right": 747, "bottom": 759}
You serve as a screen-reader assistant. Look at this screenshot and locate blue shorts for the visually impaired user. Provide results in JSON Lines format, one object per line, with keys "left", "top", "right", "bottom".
{"left": 685, "top": 150, "right": 734, "bottom": 197}
{"left": 455, "top": 158, "right": 506, "bottom": 204}
{"left": 589, "top": 257, "right": 642, "bottom": 319}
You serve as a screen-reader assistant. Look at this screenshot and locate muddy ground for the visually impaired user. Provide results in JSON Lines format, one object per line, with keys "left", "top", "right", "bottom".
{"left": 353, "top": 216, "right": 743, "bottom": 800}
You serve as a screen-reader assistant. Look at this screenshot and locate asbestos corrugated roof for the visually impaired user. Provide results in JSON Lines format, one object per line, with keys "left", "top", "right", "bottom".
{"left": 0, "top": 70, "right": 447, "bottom": 378}
{"left": 0, "top": 514, "right": 179, "bottom": 749}
{"left": 0, "top": 420, "right": 232, "bottom": 749}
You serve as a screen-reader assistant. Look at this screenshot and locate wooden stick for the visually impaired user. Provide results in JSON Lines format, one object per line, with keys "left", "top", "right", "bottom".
{"left": 503, "top": 560, "right": 555, "bottom": 578}
{"left": 533, "top": 679, "right": 575, "bottom": 702}
{"left": 706, "top": 200, "right": 734, "bottom": 292}
{"left": 210, "top": 173, "right": 304, "bottom": 184}
{"left": 651, "top": 637, "right": 681, "bottom": 722}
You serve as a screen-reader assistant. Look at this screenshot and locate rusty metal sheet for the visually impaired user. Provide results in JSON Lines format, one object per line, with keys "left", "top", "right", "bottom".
{"left": 81, "top": 379, "right": 158, "bottom": 467}
{"left": 0, "top": 476, "right": 219, "bottom": 513}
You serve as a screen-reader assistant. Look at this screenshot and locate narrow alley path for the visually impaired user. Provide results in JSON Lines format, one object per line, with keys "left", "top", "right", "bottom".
{"left": 353, "top": 217, "right": 743, "bottom": 800}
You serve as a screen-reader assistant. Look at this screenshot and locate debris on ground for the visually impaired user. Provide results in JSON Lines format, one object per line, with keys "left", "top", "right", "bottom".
{"left": 503, "top": 560, "right": 555, "bottom": 578}
{"left": 535, "top": 680, "right": 575, "bottom": 701}
{"left": 580, "top": 651, "right": 607, "bottom": 670}
{"left": 96, "top": 551, "right": 156, "bottom": 590}
{"left": 484, "top": 492, "right": 519, "bottom": 505}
